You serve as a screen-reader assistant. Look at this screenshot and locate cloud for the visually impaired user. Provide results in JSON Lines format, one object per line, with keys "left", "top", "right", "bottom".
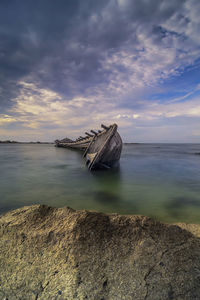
{"left": 0, "top": 114, "right": 17, "bottom": 125}
{"left": 1, "top": 0, "right": 200, "bottom": 141}
{"left": 192, "top": 130, "right": 200, "bottom": 136}
{"left": 1, "top": 0, "right": 200, "bottom": 100}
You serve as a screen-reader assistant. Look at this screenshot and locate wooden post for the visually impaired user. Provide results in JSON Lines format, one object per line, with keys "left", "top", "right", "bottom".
{"left": 101, "top": 124, "right": 109, "bottom": 130}
{"left": 91, "top": 130, "right": 97, "bottom": 135}
{"left": 85, "top": 132, "right": 93, "bottom": 137}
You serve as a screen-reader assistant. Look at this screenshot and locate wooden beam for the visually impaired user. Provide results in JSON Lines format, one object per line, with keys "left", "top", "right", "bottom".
{"left": 91, "top": 130, "right": 97, "bottom": 135}
{"left": 85, "top": 132, "right": 93, "bottom": 137}
{"left": 101, "top": 124, "right": 109, "bottom": 130}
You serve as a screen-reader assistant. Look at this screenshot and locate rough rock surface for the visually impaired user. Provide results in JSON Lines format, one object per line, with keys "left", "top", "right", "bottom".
{"left": 0, "top": 205, "right": 200, "bottom": 300}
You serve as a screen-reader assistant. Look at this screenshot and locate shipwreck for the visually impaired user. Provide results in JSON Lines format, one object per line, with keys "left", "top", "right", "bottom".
{"left": 55, "top": 123, "right": 122, "bottom": 170}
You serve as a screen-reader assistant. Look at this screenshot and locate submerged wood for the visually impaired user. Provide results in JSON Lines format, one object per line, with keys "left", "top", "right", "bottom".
{"left": 55, "top": 123, "right": 122, "bottom": 170}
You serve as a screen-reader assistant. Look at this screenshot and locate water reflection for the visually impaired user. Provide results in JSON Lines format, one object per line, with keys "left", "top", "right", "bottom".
{"left": 90, "top": 190, "right": 121, "bottom": 204}
{"left": 1, "top": 143, "right": 200, "bottom": 223}
{"left": 165, "top": 196, "right": 200, "bottom": 218}
{"left": 86, "top": 166, "right": 122, "bottom": 208}
{"left": 90, "top": 166, "right": 139, "bottom": 214}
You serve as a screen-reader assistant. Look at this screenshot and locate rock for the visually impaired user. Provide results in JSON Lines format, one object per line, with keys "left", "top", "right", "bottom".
{"left": 0, "top": 204, "right": 200, "bottom": 300}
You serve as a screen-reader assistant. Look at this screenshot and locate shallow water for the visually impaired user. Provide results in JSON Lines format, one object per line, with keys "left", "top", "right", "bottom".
{"left": 0, "top": 143, "right": 200, "bottom": 223}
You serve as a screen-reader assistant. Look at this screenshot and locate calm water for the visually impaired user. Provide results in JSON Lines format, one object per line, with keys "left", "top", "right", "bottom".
{"left": 0, "top": 143, "right": 200, "bottom": 223}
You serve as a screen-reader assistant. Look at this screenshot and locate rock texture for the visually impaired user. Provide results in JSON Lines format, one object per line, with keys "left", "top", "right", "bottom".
{"left": 0, "top": 205, "right": 200, "bottom": 300}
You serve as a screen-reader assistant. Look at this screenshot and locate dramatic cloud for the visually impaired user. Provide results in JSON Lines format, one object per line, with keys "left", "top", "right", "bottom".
{"left": 0, "top": 0, "right": 200, "bottom": 141}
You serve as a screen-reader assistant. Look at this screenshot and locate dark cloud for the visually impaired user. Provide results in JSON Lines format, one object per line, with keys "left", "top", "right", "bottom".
{"left": 0, "top": 0, "right": 196, "bottom": 112}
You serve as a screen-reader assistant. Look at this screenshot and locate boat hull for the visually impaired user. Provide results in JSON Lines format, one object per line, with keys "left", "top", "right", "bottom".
{"left": 84, "top": 124, "right": 122, "bottom": 170}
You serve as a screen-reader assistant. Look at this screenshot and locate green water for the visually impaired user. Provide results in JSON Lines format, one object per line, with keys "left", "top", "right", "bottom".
{"left": 1, "top": 143, "right": 200, "bottom": 223}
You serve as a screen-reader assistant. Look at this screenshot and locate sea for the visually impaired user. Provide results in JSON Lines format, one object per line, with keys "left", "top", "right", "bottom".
{"left": 0, "top": 143, "right": 200, "bottom": 223}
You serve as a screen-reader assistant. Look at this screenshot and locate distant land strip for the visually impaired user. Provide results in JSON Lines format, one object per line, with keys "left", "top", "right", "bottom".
{"left": 0, "top": 140, "right": 53, "bottom": 144}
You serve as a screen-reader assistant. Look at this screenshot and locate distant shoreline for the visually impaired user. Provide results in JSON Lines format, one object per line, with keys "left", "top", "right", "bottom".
{"left": 0, "top": 141, "right": 54, "bottom": 144}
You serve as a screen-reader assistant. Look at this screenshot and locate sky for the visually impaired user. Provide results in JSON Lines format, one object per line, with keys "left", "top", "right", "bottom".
{"left": 0, "top": 0, "right": 200, "bottom": 142}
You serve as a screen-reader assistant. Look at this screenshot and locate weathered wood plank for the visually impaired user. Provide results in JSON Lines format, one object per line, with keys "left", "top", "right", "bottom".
{"left": 101, "top": 124, "right": 109, "bottom": 130}
{"left": 85, "top": 132, "right": 93, "bottom": 137}
{"left": 91, "top": 130, "right": 97, "bottom": 135}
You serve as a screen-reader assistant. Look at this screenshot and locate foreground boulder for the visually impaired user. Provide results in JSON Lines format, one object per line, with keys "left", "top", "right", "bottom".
{"left": 0, "top": 205, "right": 200, "bottom": 300}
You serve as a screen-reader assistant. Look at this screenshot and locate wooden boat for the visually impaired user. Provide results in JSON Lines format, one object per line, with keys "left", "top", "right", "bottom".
{"left": 55, "top": 124, "right": 122, "bottom": 170}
